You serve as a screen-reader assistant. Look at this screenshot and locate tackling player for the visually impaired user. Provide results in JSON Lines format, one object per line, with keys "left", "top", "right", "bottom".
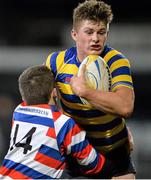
{"left": 0, "top": 65, "right": 117, "bottom": 179}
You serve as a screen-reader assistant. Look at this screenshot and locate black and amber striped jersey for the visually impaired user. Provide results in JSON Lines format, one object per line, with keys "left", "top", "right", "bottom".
{"left": 45, "top": 45, "right": 133, "bottom": 154}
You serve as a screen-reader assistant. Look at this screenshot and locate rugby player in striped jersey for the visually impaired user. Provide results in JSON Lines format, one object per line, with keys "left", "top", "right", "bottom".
{"left": 0, "top": 65, "right": 117, "bottom": 179}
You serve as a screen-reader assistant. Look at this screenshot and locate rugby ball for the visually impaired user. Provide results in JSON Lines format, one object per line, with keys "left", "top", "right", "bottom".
{"left": 78, "top": 55, "right": 111, "bottom": 105}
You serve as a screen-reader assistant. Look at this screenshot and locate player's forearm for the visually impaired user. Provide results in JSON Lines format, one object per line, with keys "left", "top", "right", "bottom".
{"left": 80, "top": 87, "right": 134, "bottom": 118}
{"left": 70, "top": 74, "right": 134, "bottom": 118}
{"left": 67, "top": 124, "right": 106, "bottom": 174}
{"left": 79, "top": 151, "right": 118, "bottom": 178}
{"left": 72, "top": 140, "right": 117, "bottom": 177}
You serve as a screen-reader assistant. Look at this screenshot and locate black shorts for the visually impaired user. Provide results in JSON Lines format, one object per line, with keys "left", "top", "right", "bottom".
{"left": 61, "top": 142, "right": 136, "bottom": 179}
{"left": 105, "top": 141, "right": 136, "bottom": 177}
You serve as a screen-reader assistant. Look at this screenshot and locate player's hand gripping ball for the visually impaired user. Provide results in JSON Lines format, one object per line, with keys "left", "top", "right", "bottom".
{"left": 78, "top": 55, "right": 111, "bottom": 105}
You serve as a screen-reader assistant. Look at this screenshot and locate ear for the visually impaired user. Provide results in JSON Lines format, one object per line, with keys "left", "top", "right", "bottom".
{"left": 71, "top": 28, "right": 77, "bottom": 41}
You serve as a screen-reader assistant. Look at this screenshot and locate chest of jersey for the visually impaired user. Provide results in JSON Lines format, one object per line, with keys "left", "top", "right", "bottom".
{"left": 54, "top": 55, "right": 83, "bottom": 104}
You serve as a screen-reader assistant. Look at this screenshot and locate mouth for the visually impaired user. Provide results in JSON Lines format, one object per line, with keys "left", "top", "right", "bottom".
{"left": 90, "top": 45, "right": 102, "bottom": 51}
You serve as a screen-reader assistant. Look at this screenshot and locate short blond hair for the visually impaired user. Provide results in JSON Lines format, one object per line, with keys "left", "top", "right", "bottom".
{"left": 73, "top": 0, "right": 113, "bottom": 28}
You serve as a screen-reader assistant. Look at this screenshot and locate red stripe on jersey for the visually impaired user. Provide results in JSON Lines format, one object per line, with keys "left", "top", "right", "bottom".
{"left": 52, "top": 111, "right": 61, "bottom": 121}
{"left": 46, "top": 127, "right": 56, "bottom": 138}
{"left": 35, "top": 152, "right": 66, "bottom": 170}
{"left": 32, "top": 104, "right": 50, "bottom": 109}
{"left": 72, "top": 144, "right": 92, "bottom": 159}
{"left": 72, "top": 123, "right": 85, "bottom": 136}
{"left": 21, "top": 102, "right": 50, "bottom": 109}
{"left": 0, "top": 166, "right": 29, "bottom": 179}
{"left": 63, "top": 123, "right": 83, "bottom": 147}
{"left": 85, "top": 154, "right": 106, "bottom": 175}
{"left": 63, "top": 128, "right": 72, "bottom": 147}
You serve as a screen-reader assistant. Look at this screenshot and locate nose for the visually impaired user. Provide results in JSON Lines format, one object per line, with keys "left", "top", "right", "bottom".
{"left": 92, "top": 33, "right": 99, "bottom": 43}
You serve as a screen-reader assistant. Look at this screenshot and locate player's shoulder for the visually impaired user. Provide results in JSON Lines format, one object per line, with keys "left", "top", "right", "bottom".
{"left": 14, "top": 102, "right": 25, "bottom": 112}
{"left": 102, "top": 44, "right": 127, "bottom": 60}
{"left": 46, "top": 47, "right": 77, "bottom": 62}
{"left": 54, "top": 113, "right": 78, "bottom": 135}
{"left": 65, "top": 46, "right": 77, "bottom": 58}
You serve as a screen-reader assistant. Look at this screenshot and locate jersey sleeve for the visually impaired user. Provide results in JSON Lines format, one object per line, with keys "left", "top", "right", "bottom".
{"left": 111, "top": 57, "right": 133, "bottom": 91}
{"left": 57, "top": 117, "right": 106, "bottom": 175}
{"left": 45, "top": 50, "right": 66, "bottom": 78}
{"left": 45, "top": 53, "right": 54, "bottom": 71}
{"left": 103, "top": 49, "right": 133, "bottom": 91}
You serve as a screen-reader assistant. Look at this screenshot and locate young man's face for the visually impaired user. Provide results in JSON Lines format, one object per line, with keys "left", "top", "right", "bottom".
{"left": 71, "top": 20, "right": 109, "bottom": 62}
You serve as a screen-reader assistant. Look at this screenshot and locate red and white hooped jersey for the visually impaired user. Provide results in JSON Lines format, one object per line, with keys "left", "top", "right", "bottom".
{"left": 0, "top": 102, "right": 105, "bottom": 179}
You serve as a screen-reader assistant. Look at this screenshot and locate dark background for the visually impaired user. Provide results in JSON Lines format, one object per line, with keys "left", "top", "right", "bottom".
{"left": 0, "top": 0, "right": 151, "bottom": 46}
